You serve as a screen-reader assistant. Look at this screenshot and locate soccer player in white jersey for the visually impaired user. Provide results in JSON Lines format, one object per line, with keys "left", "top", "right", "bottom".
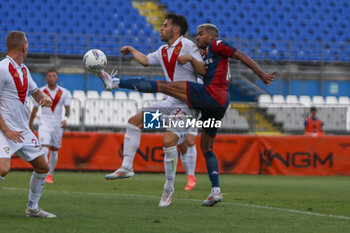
{"left": 29, "top": 69, "right": 70, "bottom": 183}
{"left": 0, "top": 31, "right": 56, "bottom": 218}
{"left": 101, "top": 13, "right": 205, "bottom": 206}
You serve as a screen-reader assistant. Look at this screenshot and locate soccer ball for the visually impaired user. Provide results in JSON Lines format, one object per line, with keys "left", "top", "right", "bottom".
{"left": 83, "top": 49, "right": 107, "bottom": 73}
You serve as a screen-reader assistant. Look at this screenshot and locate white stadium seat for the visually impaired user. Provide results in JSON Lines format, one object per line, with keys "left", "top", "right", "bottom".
{"left": 285, "top": 95, "right": 299, "bottom": 104}
{"left": 312, "top": 96, "right": 325, "bottom": 105}
{"left": 338, "top": 96, "right": 350, "bottom": 105}
{"left": 299, "top": 95, "right": 312, "bottom": 107}
{"left": 66, "top": 98, "right": 81, "bottom": 127}
{"left": 325, "top": 96, "right": 338, "bottom": 105}
{"left": 87, "top": 90, "right": 100, "bottom": 99}
{"left": 272, "top": 95, "right": 285, "bottom": 104}
{"left": 73, "top": 90, "right": 86, "bottom": 106}
{"left": 115, "top": 91, "right": 128, "bottom": 99}
{"left": 101, "top": 91, "right": 114, "bottom": 99}
{"left": 128, "top": 91, "right": 142, "bottom": 109}
{"left": 258, "top": 94, "right": 272, "bottom": 106}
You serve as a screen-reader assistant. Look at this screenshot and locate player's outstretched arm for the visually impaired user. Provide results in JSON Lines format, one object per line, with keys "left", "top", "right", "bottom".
{"left": 29, "top": 106, "right": 38, "bottom": 132}
{"left": 120, "top": 46, "right": 149, "bottom": 66}
{"left": 232, "top": 50, "right": 276, "bottom": 85}
{"left": 31, "top": 89, "right": 53, "bottom": 107}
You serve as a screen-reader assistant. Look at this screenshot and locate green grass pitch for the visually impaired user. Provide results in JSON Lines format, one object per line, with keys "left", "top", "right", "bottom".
{"left": 1, "top": 171, "right": 350, "bottom": 233}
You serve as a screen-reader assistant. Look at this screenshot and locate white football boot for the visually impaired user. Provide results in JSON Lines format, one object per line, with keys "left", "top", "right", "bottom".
{"left": 158, "top": 189, "right": 174, "bottom": 207}
{"left": 105, "top": 167, "right": 135, "bottom": 180}
{"left": 201, "top": 192, "right": 223, "bottom": 206}
{"left": 97, "top": 69, "right": 119, "bottom": 91}
{"left": 25, "top": 207, "right": 56, "bottom": 218}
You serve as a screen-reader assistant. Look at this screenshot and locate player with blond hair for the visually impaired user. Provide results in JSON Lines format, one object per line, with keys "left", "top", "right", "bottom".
{"left": 0, "top": 31, "right": 56, "bottom": 217}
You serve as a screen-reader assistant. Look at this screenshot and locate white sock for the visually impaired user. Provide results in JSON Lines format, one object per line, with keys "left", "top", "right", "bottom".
{"left": 211, "top": 187, "right": 221, "bottom": 194}
{"left": 0, "top": 176, "right": 4, "bottom": 180}
{"left": 28, "top": 172, "right": 47, "bottom": 209}
{"left": 43, "top": 146, "right": 49, "bottom": 163}
{"left": 48, "top": 150, "right": 58, "bottom": 175}
{"left": 121, "top": 123, "right": 141, "bottom": 170}
{"left": 185, "top": 145, "right": 197, "bottom": 176}
{"left": 163, "top": 146, "right": 178, "bottom": 192}
{"left": 179, "top": 153, "right": 188, "bottom": 174}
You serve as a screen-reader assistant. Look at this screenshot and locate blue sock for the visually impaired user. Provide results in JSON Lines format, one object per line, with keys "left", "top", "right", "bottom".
{"left": 119, "top": 78, "right": 158, "bottom": 93}
{"left": 204, "top": 151, "right": 219, "bottom": 187}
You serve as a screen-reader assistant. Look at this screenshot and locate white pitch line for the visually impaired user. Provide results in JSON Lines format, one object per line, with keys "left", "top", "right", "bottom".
{"left": 2, "top": 186, "right": 350, "bottom": 221}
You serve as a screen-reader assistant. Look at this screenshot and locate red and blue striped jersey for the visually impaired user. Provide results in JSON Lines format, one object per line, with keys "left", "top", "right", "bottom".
{"left": 203, "top": 40, "right": 237, "bottom": 107}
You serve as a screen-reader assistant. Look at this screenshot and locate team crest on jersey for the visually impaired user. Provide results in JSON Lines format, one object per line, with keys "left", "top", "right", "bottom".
{"left": 174, "top": 45, "right": 181, "bottom": 55}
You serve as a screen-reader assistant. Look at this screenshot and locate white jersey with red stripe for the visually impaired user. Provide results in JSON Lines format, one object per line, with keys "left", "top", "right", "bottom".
{"left": 147, "top": 36, "right": 203, "bottom": 83}
{"left": 34, "top": 85, "right": 70, "bottom": 126}
{"left": 0, "top": 56, "right": 38, "bottom": 131}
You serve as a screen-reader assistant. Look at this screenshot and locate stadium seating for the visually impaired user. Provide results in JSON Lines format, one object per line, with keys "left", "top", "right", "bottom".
{"left": 161, "top": 0, "right": 350, "bottom": 61}
{"left": 258, "top": 94, "right": 349, "bottom": 132}
{"left": 0, "top": 0, "right": 348, "bottom": 61}
{"left": 0, "top": 0, "right": 161, "bottom": 55}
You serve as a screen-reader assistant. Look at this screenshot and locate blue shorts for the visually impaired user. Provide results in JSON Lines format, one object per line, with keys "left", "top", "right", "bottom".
{"left": 186, "top": 82, "right": 230, "bottom": 137}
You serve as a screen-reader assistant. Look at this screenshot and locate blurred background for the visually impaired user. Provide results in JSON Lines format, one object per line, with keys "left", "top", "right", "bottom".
{"left": 1, "top": 0, "right": 349, "bottom": 135}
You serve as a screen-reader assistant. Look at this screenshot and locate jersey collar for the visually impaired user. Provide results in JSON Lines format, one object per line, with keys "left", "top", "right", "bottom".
{"left": 6, "top": 55, "right": 23, "bottom": 69}
{"left": 165, "top": 36, "right": 183, "bottom": 49}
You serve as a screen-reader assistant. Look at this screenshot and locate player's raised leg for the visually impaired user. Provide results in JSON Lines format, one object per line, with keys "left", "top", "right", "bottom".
{"left": 159, "top": 131, "right": 179, "bottom": 207}
{"left": 26, "top": 155, "right": 56, "bottom": 218}
{"left": 105, "top": 113, "right": 142, "bottom": 179}
{"left": 200, "top": 130, "right": 223, "bottom": 206}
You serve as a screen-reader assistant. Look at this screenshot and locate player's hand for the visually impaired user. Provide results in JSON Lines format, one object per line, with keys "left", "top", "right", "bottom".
{"left": 259, "top": 71, "right": 276, "bottom": 86}
{"left": 39, "top": 96, "right": 52, "bottom": 107}
{"left": 61, "top": 120, "right": 67, "bottom": 128}
{"left": 4, "top": 129, "right": 24, "bottom": 143}
{"left": 120, "top": 46, "right": 133, "bottom": 55}
{"left": 198, "top": 48, "right": 206, "bottom": 57}
{"left": 177, "top": 55, "right": 193, "bottom": 65}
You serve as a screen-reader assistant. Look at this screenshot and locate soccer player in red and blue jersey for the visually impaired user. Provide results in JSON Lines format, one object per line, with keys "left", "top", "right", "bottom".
{"left": 99, "top": 23, "right": 275, "bottom": 206}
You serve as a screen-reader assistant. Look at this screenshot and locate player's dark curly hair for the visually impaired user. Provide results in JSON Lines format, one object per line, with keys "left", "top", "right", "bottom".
{"left": 165, "top": 13, "right": 188, "bottom": 36}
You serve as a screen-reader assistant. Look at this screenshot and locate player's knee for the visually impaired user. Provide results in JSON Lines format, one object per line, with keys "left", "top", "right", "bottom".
{"left": 163, "top": 134, "right": 178, "bottom": 148}
{"left": 34, "top": 164, "right": 49, "bottom": 174}
{"left": 178, "top": 142, "right": 187, "bottom": 155}
{"left": 200, "top": 143, "right": 212, "bottom": 155}
{"left": 128, "top": 115, "right": 142, "bottom": 128}
{"left": 186, "top": 138, "right": 196, "bottom": 147}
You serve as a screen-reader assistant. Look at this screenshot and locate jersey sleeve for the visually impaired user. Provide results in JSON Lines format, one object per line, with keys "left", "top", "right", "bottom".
{"left": 63, "top": 89, "right": 71, "bottom": 106}
{"left": 212, "top": 40, "right": 237, "bottom": 58}
{"left": 146, "top": 47, "right": 162, "bottom": 65}
{"left": 188, "top": 41, "right": 203, "bottom": 63}
{"left": 26, "top": 68, "right": 38, "bottom": 94}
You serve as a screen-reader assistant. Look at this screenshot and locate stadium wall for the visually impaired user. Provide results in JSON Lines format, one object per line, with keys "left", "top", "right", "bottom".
{"left": 11, "top": 132, "right": 350, "bottom": 176}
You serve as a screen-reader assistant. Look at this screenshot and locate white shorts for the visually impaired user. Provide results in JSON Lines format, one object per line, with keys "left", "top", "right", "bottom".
{"left": 38, "top": 124, "right": 64, "bottom": 148}
{"left": 0, "top": 129, "right": 44, "bottom": 161}
{"left": 144, "top": 97, "right": 198, "bottom": 140}
{"left": 177, "top": 127, "right": 198, "bottom": 145}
